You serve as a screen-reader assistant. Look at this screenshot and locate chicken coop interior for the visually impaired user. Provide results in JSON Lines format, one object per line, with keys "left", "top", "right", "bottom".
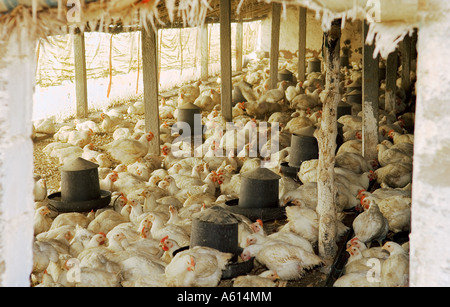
{"left": 1, "top": 0, "right": 448, "bottom": 287}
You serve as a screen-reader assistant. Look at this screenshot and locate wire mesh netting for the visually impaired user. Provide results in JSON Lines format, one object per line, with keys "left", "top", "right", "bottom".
{"left": 33, "top": 21, "right": 260, "bottom": 121}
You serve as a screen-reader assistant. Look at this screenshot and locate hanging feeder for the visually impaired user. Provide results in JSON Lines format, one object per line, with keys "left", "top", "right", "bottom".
{"left": 278, "top": 69, "right": 293, "bottom": 82}
{"left": 337, "top": 101, "right": 352, "bottom": 119}
{"left": 224, "top": 167, "right": 285, "bottom": 221}
{"left": 345, "top": 89, "right": 362, "bottom": 104}
{"left": 232, "top": 85, "right": 246, "bottom": 105}
{"left": 173, "top": 102, "right": 203, "bottom": 142}
{"left": 345, "top": 80, "right": 362, "bottom": 94}
{"left": 188, "top": 206, "right": 254, "bottom": 279}
{"left": 47, "top": 157, "right": 111, "bottom": 213}
{"left": 307, "top": 58, "right": 321, "bottom": 73}
{"left": 288, "top": 132, "right": 319, "bottom": 169}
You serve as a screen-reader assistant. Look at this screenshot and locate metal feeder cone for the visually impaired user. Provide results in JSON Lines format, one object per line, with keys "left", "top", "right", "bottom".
{"left": 189, "top": 206, "right": 254, "bottom": 279}
{"left": 48, "top": 157, "right": 111, "bottom": 212}
{"left": 278, "top": 69, "right": 293, "bottom": 82}
{"left": 307, "top": 58, "right": 321, "bottom": 73}
{"left": 224, "top": 167, "right": 285, "bottom": 221}
{"left": 174, "top": 102, "right": 203, "bottom": 144}
{"left": 289, "top": 132, "right": 319, "bottom": 169}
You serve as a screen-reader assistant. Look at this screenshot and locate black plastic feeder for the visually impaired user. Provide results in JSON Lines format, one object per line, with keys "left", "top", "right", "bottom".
{"left": 224, "top": 167, "right": 285, "bottom": 221}
{"left": 48, "top": 157, "right": 111, "bottom": 212}
{"left": 279, "top": 161, "right": 299, "bottom": 179}
{"left": 278, "top": 69, "right": 293, "bottom": 82}
{"left": 307, "top": 58, "right": 321, "bottom": 73}
{"left": 337, "top": 101, "right": 352, "bottom": 119}
{"left": 190, "top": 206, "right": 253, "bottom": 279}
{"left": 174, "top": 102, "right": 203, "bottom": 143}
{"left": 288, "top": 133, "right": 319, "bottom": 169}
{"left": 346, "top": 89, "right": 362, "bottom": 104}
{"left": 232, "top": 85, "right": 246, "bottom": 105}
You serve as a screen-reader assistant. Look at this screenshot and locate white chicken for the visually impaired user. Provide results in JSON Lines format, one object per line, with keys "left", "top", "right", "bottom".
{"left": 87, "top": 210, "right": 128, "bottom": 235}
{"left": 49, "top": 212, "right": 92, "bottom": 231}
{"left": 380, "top": 241, "right": 409, "bottom": 287}
{"left": 34, "top": 206, "right": 53, "bottom": 235}
{"left": 363, "top": 194, "right": 411, "bottom": 233}
{"left": 104, "top": 131, "right": 154, "bottom": 165}
{"left": 346, "top": 237, "right": 389, "bottom": 260}
{"left": 335, "top": 152, "right": 374, "bottom": 174}
{"left": 352, "top": 196, "right": 389, "bottom": 247}
{"left": 33, "top": 240, "right": 59, "bottom": 274}
{"left": 34, "top": 177, "right": 47, "bottom": 202}
{"left": 377, "top": 143, "right": 413, "bottom": 167}
{"left": 388, "top": 130, "right": 414, "bottom": 145}
{"left": 67, "top": 129, "right": 93, "bottom": 148}
{"left": 120, "top": 255, "right": 166, "bottom": 287}
{"left": 373, "top": 162, "right": 412, "bottom": 188}
{"left": 146, "top": 212, "right": 190, "bottom": 247}
{"left": 164, "top": 246, "right": 233, "bottom": 287}
{"left": 241, "top": 240, "right": 323, "bottom": 280}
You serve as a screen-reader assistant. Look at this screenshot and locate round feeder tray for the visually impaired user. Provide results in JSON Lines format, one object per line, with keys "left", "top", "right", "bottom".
{"left": 48, "top": 190, "right": 111, "bottom": 213}
{"left": 222, "top": 248, "right": 254, "bottom": 279}
{"left": 223, "top": 199, "right": 286, "bottom": 222}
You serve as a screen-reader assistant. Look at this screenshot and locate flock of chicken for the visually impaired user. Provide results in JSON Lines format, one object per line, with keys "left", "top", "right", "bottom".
{"left": 32, "top": 51, "right": 414, "bottom": 287}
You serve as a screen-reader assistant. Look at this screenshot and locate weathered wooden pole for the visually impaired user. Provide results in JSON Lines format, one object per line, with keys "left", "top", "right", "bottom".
{"left": 362, "top": 21, "right": 379, "bottom": 162}
{"left": 220, "top": 0, "right": 232, "bottom": 122}
{"left": 235, "top": 20, "right": 243, "bottom": 72}
{"left": 200, "top": 23, "right": 209, "bottom": 81}
{"left": 269, "top": 2, "right": 281, "bottom": 89}
{"left": 73, "top": 29, "right": 88, "bottom": 118}
{"left": 298, "top": 6, "right": 307, "bottom": 82}
{"left": 401, "top": 34, "right": 412, "bottom": 92}
{"left": 385, "top": 50, "right": 398, "bottom": 113}
{"left": 316, "top": 19, "right": 341, "bottom": 264}
{"left": 141, "top": 25, "right": 160, "bottom": 155}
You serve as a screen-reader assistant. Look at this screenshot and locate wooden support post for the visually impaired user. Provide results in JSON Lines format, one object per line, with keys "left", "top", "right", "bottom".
{"left": 401, "top": 34, "right": 412, "bottom": 99}
{"left": 269, "top": 2, "right": 281, "bottom": 89}
{"left": 298, "top": 6, "right": 307, "bottom": 82}
{"left": 141, "top": 25, "right": 160, "bottom": 155}
{"left": 220, "top": 0, "right": 232, "bottom": 122}
{"left": 200, "top": 24, "right": 209, "bottom": 81}
{"left": 236, "top": 20, "right": 243, "bottom": 72}
{"left": 73, "top": 30, "right": 88, "bottom": 118}
{"left": 385, "top": 50, "right": 398, "bottom": 113}
{"left": 362, "top": 21, "right": 379, "bottom": 162}
{"left": 316, "top": 19, "right": 341, "bottom": 264}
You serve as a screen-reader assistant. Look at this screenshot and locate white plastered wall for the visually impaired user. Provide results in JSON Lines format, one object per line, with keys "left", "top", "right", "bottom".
{"left": 0, "top": 28, "right": 36, "bottom": 286}
{"left": 409, "top": 1, "right": 450, "bottom": 286}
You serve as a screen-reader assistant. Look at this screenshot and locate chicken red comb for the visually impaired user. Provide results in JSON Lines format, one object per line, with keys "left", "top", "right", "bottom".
{"left": 256, "top": 219, "right": 263, "bottom": 227}
{"left": 98, "top": 232, "right": 106, "bottom": 237}
{"left": 359, "top": 195, "right": 366, "bottom": 205}
{"left": 357, "top": 189, "right": 365, "bottom": 195}
{"left": 161, "top": 235, "right": 169, "bottom": 243}
{"left": 141, "top": 227, "right": 147, "bottom": 238}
